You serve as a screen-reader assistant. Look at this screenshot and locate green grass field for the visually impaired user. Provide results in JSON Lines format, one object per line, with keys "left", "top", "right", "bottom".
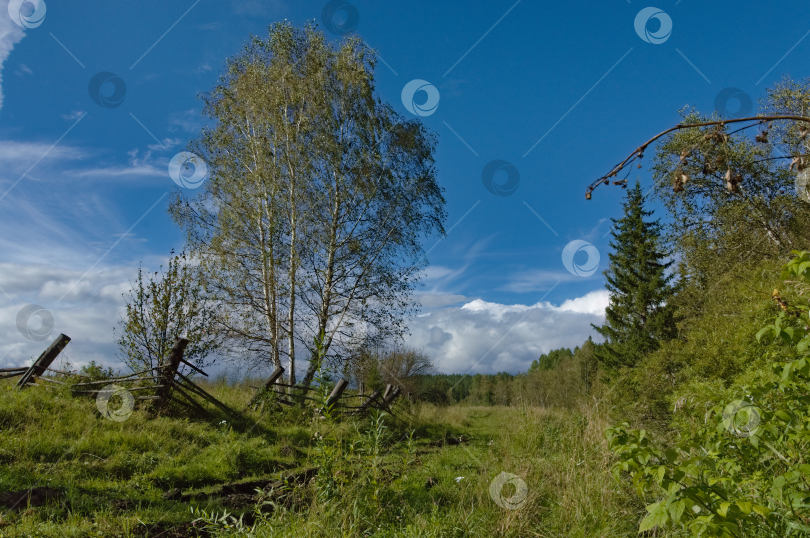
{"left": 0, "top": 377, "right": 643, "bottom": 537}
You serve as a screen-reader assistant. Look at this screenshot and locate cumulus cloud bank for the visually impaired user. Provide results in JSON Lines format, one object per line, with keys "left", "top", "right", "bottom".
{"left": 404, "top": 290, "right": 609, "bottom": 375}
{"left": 0, "top": 262, "right": 137, "bottom": 370}
{"left": 0, "top": 258, "right": 609, "bottom": 379}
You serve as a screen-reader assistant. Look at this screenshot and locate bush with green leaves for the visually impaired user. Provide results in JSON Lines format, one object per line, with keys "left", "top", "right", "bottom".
{"left": 607, "top": 251, "right": 810, "bottom": 537}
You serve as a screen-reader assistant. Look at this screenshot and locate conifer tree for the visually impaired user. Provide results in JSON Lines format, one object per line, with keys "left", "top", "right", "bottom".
{"left": 593, "top": 181, "right": 678, "bottom": 375}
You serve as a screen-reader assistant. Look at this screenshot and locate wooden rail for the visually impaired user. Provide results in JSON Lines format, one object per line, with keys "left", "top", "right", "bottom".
{"left": 6, "top": 334, "right": 403, "bottom": 419}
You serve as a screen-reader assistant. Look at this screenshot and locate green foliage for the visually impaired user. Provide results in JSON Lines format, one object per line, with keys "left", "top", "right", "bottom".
{"left": 77, "top": 360, "right": 117, "bottom": 381}
{"left": 649, "top": 81, "right": 810, "bottom": 300}
{"left": 528, "top": 347, "right": 574, "bottom": 372}
{"left": 169, "top": 21, "right": 447, "bottom": 392}
{"left": 593, "top": 181, "right": 679, "bottom": 375}
{"left": 114, "top": 250, "right": 220, "bottom": 374}
{"left": 607, "top": 252, "right": 810, "bottom": 537}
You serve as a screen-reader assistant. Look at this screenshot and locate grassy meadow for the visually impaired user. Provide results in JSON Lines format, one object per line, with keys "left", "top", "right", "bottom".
{"left": 0, "top": 375, "right": 641, "bottom": 537}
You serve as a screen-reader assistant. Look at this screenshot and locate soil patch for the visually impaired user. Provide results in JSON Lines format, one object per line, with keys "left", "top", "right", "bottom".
{"left": 0, "top": 487, "right": 64, "bottom": 511}
{"left": 165, "top": 467, "right": 318, "bottom": 508}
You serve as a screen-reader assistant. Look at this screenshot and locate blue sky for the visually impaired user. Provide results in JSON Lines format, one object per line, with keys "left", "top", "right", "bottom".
{"left": 1, "top": 0, "right": 808, "bottom": 376}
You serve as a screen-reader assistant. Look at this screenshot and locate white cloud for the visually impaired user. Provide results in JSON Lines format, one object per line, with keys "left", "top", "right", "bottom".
{"left": 0, "top": 262, "right": 137, "bottom": 370}
{"left": 61, "top": 110, "right": 86, "bottom": 121}
{"left": 421, "top": 266, "right": 458, "bottom": 281}
{"left": 14, "top": 62, "right": 32, "bottom": 76}
{"left": 0, "top": 140, "right": 87, "bottom": 172}
{"left": 404, "top": 291, "right": 608, "bottom": 375}
{"left": 558, "top": 289, "right": 610, "bottom": 315}
{"left": 147, "top": 138, "right": 183, "bottom": 152}
{"left": 0, "top": 256, "right": 610, "bottom": 381}
{"left": 66, "top": 145, "right": 177, "bottom": 181}
{"left": 0, "top": 0, "right": 26, "bottom": 116}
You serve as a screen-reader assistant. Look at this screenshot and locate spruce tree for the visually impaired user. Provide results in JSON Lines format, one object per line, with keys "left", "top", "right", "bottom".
{"left": 593, "top": 181, "right": 678, "bottom": 375}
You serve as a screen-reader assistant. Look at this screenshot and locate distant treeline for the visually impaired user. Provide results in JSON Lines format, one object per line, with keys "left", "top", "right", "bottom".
{"left": 356, "top": 339, "right": 600, "bottom": 408}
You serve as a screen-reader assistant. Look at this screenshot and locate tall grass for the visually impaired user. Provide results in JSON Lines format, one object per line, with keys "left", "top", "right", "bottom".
{"left": 0, "top": 377, "right": 644, "bottom": 537}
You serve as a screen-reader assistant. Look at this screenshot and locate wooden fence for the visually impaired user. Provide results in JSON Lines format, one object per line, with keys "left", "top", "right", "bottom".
{"left": 3, "top": 334, "right": 402, "bottom": 418}
{"left": 247, "top": 369, "right": 403, "bottom": 416}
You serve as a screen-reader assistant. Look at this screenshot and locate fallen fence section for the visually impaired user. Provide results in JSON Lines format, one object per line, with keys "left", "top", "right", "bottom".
{"left": 247, "top": 369, "right": 403, "bottom": 416}
{"left": 4, "top": 335, "right": 239, "bottom": 420}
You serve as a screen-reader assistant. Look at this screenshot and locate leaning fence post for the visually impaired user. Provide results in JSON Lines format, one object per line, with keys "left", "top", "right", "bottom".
{"left": 324, "top": 378, "right": 348, "bottom": 409}
{"left": 16, "top": 334, "right": 71, "bottom": 389}
{"left": 384, "top": 386, "right": 401, "bottom": 407}
{"left": 357, "top": 389, "right": 382, "bottom": 414}
{"left": 249, "top": 366, "right": 285, "bottom": 409}
{"left": 154, "top": 338, "right": 188, "bottom": 410}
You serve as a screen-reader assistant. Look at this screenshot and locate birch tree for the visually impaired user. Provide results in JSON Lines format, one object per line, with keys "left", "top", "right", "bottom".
{"left": 170, "top": 22, "right": 446, "bottom": 389}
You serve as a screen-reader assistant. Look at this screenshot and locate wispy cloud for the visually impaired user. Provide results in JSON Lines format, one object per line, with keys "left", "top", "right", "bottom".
{"left": 411, "top": 292, "right": 470, "bottom": 309}
{"left": 198, "top": 22, "right": 222, "bottom": 31}
{"left": 497, "top": 269, "right": 586, "bottom": 293}
{"left": 0, "top": 140, "right": 87, "bottom": 165}
{"left": 0, "top": 1, "right": 26, "bottom": 115}
{"left": 167, "top": 109, "right": 203, "bottom": 133}
{"left": 61, "top": 110, "right": 87, "bottom": 121}
{"left": 14, "top": 63, "right": 32, "bottom": 76}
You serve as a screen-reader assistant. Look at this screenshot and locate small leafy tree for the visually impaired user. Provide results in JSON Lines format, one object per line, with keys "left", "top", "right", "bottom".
{"left": 78, "top": 361, "right": 117, "bottom": 381}
{"left": 115, "top": 250, "right": 220, "bottom": 374}
{"left": 607, "top": 251, "right": 810, "bottom": 537}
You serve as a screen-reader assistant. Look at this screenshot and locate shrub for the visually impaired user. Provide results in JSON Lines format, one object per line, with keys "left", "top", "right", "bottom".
{"left": 607, "top": 252, "right": 810, "bottom": 537}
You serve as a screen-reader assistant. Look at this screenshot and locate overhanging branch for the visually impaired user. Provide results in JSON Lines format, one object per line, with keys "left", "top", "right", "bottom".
{"left": 587, "top": 115, "right": 810, "bottom": 199}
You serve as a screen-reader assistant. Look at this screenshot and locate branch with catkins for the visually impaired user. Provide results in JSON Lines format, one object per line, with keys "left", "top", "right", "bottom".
{"left": 585, "top": 115, "right": 810, "bottom": 200}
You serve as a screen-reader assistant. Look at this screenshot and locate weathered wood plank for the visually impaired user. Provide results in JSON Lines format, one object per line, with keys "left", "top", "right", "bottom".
{"left": 154, "top": 338, "right": 188, "bottom": 410}
{"left": 356, "top": 389, "right": 382, "bottom": 413}
{"left": 247, "top": 366, "right": 285, "bottom": 409}
{"left": 170, "top": 383, "right": 213, "bottom": 416}
{"left": 174, "top": 371, "right": 238, "bottom": 416}
{"left": 71, "top": 386, "right": 163, "bottom": 394}
{"left": 16, "top": 334, "right": 70, "bottom": 389}
{"left": 384, "top": 386, "right": 401, "bottom": 406}
{"left": 325, "top": 378, "right": 349, "bottom": 408}
{"left": 179, "top": 357, "right": 208, "bottom": 377}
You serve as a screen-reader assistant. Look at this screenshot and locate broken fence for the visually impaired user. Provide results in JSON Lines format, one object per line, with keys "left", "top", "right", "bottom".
{"left": 3, "top": 334, "right": 402, "bottom": 418}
